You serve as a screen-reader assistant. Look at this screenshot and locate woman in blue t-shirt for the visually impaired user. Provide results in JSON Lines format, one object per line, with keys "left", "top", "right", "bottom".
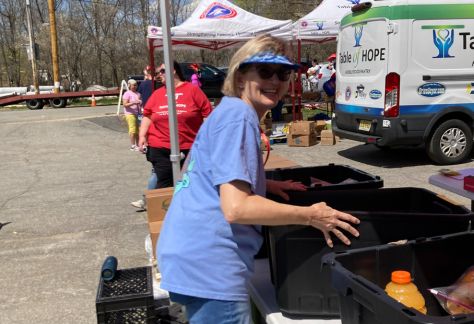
{"left": 157, "top": 35, "right": 360, "bottom": 324}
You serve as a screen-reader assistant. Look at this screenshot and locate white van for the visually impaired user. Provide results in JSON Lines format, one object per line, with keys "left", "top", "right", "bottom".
{"left": 332, "top": 0, "right": 474, "bottom": 164}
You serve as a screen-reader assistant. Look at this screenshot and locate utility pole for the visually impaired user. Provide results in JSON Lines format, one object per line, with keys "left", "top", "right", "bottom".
{"left": 26, "top": 0, "right": 39, "bottom": 94}
{"left": 47, "top": 0, "right": 60, "bottom": 93}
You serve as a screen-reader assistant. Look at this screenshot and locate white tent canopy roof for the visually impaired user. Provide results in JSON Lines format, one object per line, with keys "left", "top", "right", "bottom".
{"left": 292, "top": 0, "right": 365, "bottom": 42}
{"left": 147, "top": 0, "right": 293, "bottom": 50}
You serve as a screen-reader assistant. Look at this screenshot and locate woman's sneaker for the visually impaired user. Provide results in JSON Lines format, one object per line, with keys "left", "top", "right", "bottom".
{"left": 131, "top": 199, "right": 146, "bottom": 210}
{"left": 130, "top": 145, "right": 139, "bottom": 151}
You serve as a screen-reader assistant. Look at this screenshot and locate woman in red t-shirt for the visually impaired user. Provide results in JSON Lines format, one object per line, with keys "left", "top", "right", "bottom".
{"left": 138, "top": 61, "right": 212, "bottom": 188}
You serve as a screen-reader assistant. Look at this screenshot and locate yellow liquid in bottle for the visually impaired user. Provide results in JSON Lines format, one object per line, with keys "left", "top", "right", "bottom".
{"left": 385, "top": 270, "right": 427, "bottom": 314}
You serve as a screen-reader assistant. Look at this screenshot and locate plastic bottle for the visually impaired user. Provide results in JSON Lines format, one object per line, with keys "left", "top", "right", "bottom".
{"left": 385, "top": 270, "right": 427, "bottom": 314}
{"left": 101, "top": 256, "right": 118, "bottom": 281}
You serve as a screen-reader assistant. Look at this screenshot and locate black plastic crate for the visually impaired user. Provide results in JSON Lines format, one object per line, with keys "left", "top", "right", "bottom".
{"left": 266, "top": 187, "right": 473, "bottom": 318}
{"left": 323, "top": 231, "right": 474, "bottom": 324}
{"left": 265, "top": 164, "right": 383, "bottom": 191}
{"left": 257, "top": 164, "right": 382, "bottom": 260}
{"left": 96, "top": 266, "right": 155, "bottom": 324}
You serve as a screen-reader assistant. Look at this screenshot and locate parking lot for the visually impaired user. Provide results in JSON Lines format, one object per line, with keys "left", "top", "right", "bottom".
{"left": 0, "top": 105, "right": 472, "bottom": 323}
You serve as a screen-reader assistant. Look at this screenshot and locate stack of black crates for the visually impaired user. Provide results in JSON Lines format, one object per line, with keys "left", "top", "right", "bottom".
{"left": 264, "top": 164, "right": 474, "bottom": 320}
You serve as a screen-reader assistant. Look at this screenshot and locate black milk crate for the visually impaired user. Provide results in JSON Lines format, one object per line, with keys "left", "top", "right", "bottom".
{"left": 266, "top": 187, "right": 473, "bottom": 318}
{"left": 96, "top": 266, "right": 155, "bottom": 324}
{"left": 265, "top": 164, "right": 383, "bottom": 191}
{"left": 323, "top": 231, "right": 474, "bottom": 324}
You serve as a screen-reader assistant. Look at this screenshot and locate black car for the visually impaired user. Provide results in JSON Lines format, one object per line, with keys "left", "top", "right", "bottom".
{"left": 179, "top": 63, "right": 226, "bottom": 99}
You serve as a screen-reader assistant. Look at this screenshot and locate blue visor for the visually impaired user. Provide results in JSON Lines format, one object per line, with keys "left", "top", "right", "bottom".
{"left": 239, "top": 52, "right": 300, "bottom": 70}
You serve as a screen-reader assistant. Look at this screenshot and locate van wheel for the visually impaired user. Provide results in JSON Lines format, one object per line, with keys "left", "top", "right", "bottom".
{"left": 426, "top": 119, "right": 473, "bottom": 165}
{"left": 26, "top": 99, "right": 44, "bottom": 110}
{"left": 49, "top": 98, "right": 67, "bottom": 108}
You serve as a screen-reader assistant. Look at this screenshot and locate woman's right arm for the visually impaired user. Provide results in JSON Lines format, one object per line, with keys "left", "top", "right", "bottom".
{"left": 138, "top": 116, "right": 151, "bottom": 152}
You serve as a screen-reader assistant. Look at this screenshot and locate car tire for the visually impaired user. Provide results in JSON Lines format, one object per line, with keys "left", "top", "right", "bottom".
{"left": 26, "top": 99, "right": 44, "bottom": 110}
{"left": 49, "top": 98, "right": 67, "bottom": 108}
{"left": 426, "top": 119, "right": 473, "bottom": 165}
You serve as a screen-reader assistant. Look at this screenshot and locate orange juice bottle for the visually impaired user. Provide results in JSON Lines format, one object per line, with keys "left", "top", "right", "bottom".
{"left": 385, "top": 270, "right": 427, "bottom": 314}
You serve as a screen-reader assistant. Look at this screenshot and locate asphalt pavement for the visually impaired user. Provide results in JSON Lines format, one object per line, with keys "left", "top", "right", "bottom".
{"left": 0, "top": 105, "right": 472, "bottom": 323}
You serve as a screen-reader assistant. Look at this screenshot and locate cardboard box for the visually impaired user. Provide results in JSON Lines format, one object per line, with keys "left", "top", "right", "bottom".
{"left": 315, "top": 120, "right": 327, "bottom": 135}
{"left": 288, "top": 133, "right": 318, "bottom": 147}
{"left": 320, "top": 129, "right": 336, "bottom": 145}
{"left": 290, "top": 121, "right": 316, "bottom": 135}
{"left": 145, "top": 187, "right": 174, "bottom": 223}
{"left": 148, "top": 221, "right": 163, "bottom": 259}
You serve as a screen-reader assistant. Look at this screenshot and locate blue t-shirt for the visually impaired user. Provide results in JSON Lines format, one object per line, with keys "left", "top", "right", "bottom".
{"left": 157, "top": 96, "right": 266, "bottom": 301}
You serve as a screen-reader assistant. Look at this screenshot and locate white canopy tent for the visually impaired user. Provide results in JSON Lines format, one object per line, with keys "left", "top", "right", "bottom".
{"left": 292, "top": 0, "right": 366, "bottom": 43}
{"left": 148, "top": 0, "right": 294, "bottom": 51}
{"left": 151, "top": 0, "right": 294, "bottom": 185}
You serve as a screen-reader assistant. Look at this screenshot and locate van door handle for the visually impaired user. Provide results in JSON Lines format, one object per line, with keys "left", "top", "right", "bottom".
{"left": 423, "top": 75, "right": 474, "bottom": 82}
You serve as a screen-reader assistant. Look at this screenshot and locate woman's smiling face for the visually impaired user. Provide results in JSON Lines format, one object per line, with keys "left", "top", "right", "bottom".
{"left": 238, "top": 64, "right": 290, "bottom": 115}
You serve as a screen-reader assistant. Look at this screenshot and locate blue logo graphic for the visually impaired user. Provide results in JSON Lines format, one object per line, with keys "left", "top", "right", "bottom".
{"left": 422, "top": 25, "right": 464, "bottom": 58}
{"left": 354, "top": 24, "right": 363, "bottom": 47}
{"left": 369, "top": 89, "right": 382, "bottom": 100}
{"left": 432, "top": 29, "right": 454, "bottom": 58}
{"left": 418, "top": 83, "right": 446, "bottom": 97}
{"left": 346, "top": 0, "right": 360, "bottom": 4}
{"left": 316, "top": 21, "right": 324, "bottom": 30}
{"left": 200, "top": 3, "right": 237, "bottom": 19}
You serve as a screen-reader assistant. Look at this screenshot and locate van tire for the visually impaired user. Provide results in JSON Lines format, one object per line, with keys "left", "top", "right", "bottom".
{"left": 49, "top": 98, "right": 67, "bottom": 108}
{"left": 26, "top": 99, "right": 44, "bottom": 110}
{"left": 426, "top": 119, "right": 472, "bottom": 165}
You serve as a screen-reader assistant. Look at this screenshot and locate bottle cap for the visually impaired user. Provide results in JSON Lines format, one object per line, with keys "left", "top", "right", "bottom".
{"left": 391, "top": 270, "right": 411, "bottom": 284}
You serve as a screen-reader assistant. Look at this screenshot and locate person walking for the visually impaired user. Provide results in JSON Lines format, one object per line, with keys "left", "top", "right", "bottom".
{"left": 157, "top": 35, "right": 360, "bottom": 324}
{"left": 131, "top": 66, "right": 159, "bottom": 210}
{"left": 138, "top": 61, "right": 212, "bottom": 188}
{"left": 190, "top": 63, "right": 202, "bottom": 88}
{"left": 122, "top": 79, "right": 141, "bottom": 151}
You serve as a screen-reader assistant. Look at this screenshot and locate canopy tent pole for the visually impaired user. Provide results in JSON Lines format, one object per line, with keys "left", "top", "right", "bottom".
{"left": 159, "top": 0, "right": 181, "bottom": 187}
{"left": 292, "top": 39, "right": 302, "bottom": 122}
{"left": 297, "top": 39, "right": 302, "bottom": 120}
{"left": 148, "top": 38, "right": 156, "bottom": 90}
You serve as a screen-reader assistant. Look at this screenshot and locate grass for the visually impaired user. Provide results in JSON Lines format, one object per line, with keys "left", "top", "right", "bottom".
{"left": 302, "top": 107, "right": 331, "bottom": 121}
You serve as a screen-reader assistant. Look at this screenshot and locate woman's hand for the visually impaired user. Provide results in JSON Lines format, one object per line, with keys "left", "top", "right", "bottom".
{"left": 266, "top": 179, "right": 306, "bottom": 201}
{"left": 138, "top": 136, "right": 148, "bottom": 153}
{"left": 138, "top": 116, "right": 151, "bottom": 153}
{"left": 305, "top": 203, "right": 360, "bottom": 248}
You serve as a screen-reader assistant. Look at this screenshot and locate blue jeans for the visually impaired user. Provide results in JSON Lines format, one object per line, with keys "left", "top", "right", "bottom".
{"left": 147, "top": 168, "right": 158, "bottom": 190}
{"left": 169, "top": 292, "right": 251, "bottom": 324}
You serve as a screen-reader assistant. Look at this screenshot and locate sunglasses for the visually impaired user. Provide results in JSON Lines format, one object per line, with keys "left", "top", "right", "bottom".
{"left": 158, "top": 69, "right": 165, "bottom": 74}
{"left": 254, "top": 65, "right": 292, "bottom": 81}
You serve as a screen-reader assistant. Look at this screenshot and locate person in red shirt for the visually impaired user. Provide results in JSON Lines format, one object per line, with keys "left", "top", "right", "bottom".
{"left": 138, "top": 61, "right": 212, "bottom": 188}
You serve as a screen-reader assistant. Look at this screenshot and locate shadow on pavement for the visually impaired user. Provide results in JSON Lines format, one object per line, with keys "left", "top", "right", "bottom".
{"left": 86, "top": 115, "right": 127, "bottom": 133}
{"left": 337, "top": 143, "right": 436, "bottom": 168}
